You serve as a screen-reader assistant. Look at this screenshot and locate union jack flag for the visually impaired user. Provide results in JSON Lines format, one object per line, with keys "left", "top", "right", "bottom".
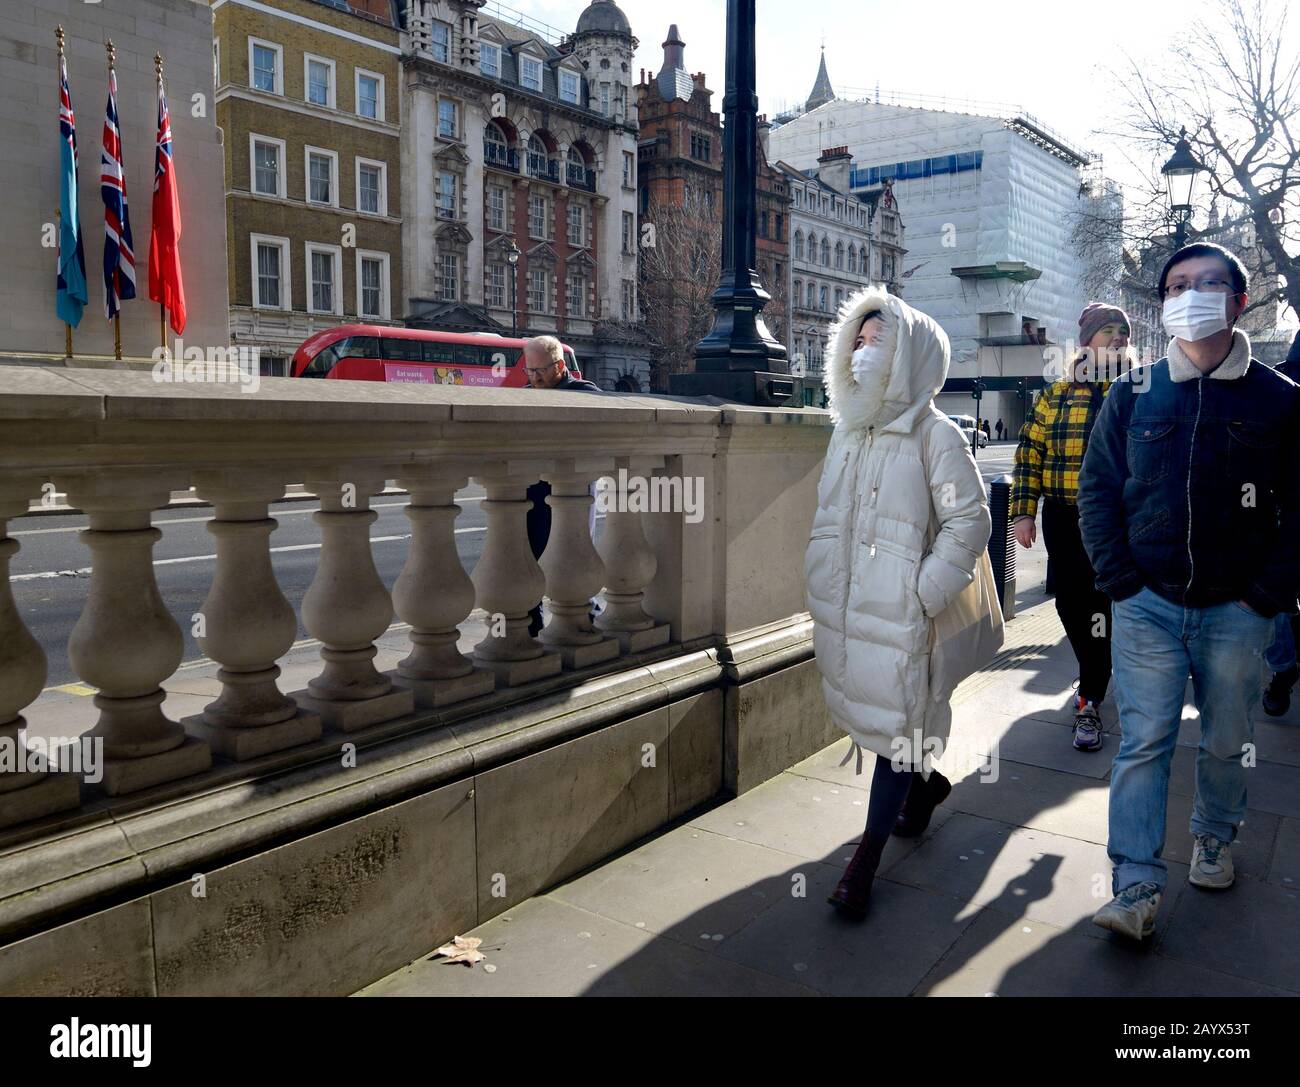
{"left": 100, "top": 67, "right": 136, "bottom": 319}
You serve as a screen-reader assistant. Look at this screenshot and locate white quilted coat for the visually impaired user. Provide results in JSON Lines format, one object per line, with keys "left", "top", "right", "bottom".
{"left": 804, "top": 286, "right": 992, "bottom": 770}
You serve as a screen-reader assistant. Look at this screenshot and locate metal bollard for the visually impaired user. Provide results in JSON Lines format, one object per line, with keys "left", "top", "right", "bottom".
{"left": 986, "top": 474, "right": 1016, "bottom": 620}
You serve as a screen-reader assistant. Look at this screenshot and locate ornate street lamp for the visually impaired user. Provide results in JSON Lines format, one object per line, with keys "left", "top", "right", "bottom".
{"left": 505, "top": 239, "right": 521, "bottom": 336}
{"left": 669, "top": 0, "right": 793, "bottom": 406}
{"left": 1161, "top": 127, "right": 1204, "bottom": 251}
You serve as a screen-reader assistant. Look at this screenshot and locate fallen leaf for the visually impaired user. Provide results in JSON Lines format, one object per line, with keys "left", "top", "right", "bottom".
{"left": 434, "top": 934, "right": 487, "bottom": 967}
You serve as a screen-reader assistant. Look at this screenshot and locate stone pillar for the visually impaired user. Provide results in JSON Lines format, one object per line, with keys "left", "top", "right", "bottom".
{"left": 63, "top": 473, "right": 212, "bottom": 796}
{"left": 292, "top": 472, "right": 414, "bottom": 731}
{"left": 388, "top": 468, "right": 495, "bottom": 707}
{"left": 470, "top": 467, "right": 562, "bottom": 685}
{"left": 0, "top": 479, "right": 82, "bottom": 826}
{"left": 595, "top": 458, "right": 672, "bottom": 653}
{"left": 182, "top": 471, "right": 322, "bottom": 759}
{"left": 540, "top": 459, "right": 620, "bottom": 668}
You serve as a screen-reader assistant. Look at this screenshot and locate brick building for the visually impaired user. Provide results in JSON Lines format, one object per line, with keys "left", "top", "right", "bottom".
{"left": 214, "top": 0, "right": 404, "bottom": 376}
{"left": 634, "top": 25, "right": 789, "bottom": 388}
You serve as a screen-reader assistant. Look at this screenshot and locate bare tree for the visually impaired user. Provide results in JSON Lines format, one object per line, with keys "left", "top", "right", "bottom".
{"left": 627, "top": 192, "right": 724, "bottom": 392}
{"left": 1072, "top": 0, "right": 1300, "bottom": 324}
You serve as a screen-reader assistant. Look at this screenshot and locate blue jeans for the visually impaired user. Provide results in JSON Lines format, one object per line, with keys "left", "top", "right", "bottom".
{"left": 1107, "top": 586, "right": 1272, "bottom": 893}
{"left": 1264, "top": 614, "right": 1297, "bottom": 672}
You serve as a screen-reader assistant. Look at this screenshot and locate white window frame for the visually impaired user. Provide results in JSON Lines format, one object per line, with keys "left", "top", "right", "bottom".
{"left": 488, "top": 185, "right": 505, "bottom": 232}
{"left": 566, "top": 272, "right": 586, "bottom": 317}
{"left": 439, "top": 252, "right": 459, "bottom": 302}
{"left": 599, "top": 83, "right": 610, "bottom": 115}
{"left": 528, "top": 193, "right": 547, "bottom": 239}
{"left": 567, "top": 202, "right": 585, "bottom": 247}
{"left": 303, "top": 53, "right": 336, "bottom": 110}
{"left": 248, "top": 133, "right": 286, "bottom": 198}
{"left": 622, "top": 149, "right": 634, "bottom": 188}
{"left": 304, "top": 146, "right": 339, "bottom": 208}
{"left": 305, "top": 242, "right": 343, "bottom": 316}
{"left": 250, "top": 233, "right": 291, "bottom": 311}
{"left": 526, "top": 266, "right": 549, "bottom": 313}
{"left": 437, "top": 97, "right": 459, "bottom": 140}
{"left": 559, "top": 68, "right": 580, "bottom": 104}
{"left": 479, "top": 41, "right": 501, "bottom": 78}
{"left": 621, "top": 211, "right": 634, "bottom": 254}
{"left": 248, "top": 37, "right": 283, "bottom": 96}
{"left": 437, "top": 170, "right": 458, "bottom": 220}
{"left": 354, "top": 68, "right": 384, "bottom": 121}
{"left": 355, "top": 249, "right": 391, "bottom": 321}
{"left": 519, "top": 53, "right": 542, "bottom": 92}
{"left": 488, "top": 262, "right": 506, "bottom": 308}
{"left": 355, "top": 157, "right": 387, "bottom": 216}
{"left": 430, "top": 20, "right": 452, "bottom": 64}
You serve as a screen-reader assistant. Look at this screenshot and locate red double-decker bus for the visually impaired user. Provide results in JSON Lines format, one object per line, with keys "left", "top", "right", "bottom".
{"left": 290, "top": 325, "right": 581, "bottom": 385}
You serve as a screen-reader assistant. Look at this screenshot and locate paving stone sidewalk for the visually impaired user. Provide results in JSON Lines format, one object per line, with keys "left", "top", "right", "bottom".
{"left": 357, "top": 598, "right": 1300, "bottom": 998}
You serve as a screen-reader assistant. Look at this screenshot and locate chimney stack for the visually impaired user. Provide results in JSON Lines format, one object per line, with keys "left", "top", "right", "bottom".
{"left": 816, "top": 145, "right": 853, "bottom": 193}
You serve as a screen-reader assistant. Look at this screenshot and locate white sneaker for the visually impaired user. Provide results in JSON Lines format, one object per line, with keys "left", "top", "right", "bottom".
{"left": 1189, "top": 834, "right": 1234, "bottom": 889}
{"left": 1092, "top": 881, "right": 1162, "bottom": 941}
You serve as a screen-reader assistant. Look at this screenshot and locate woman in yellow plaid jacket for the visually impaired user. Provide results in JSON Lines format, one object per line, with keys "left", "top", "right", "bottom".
{"left": 1011, "top": 302, "right": 1131, "bottom": 751}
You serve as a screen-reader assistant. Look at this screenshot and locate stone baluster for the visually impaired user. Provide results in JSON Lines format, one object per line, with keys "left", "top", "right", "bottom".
{"left": 63, "top": 473, "right": 212, "bottom": 795}
{"left": 182, "top": 471, "right": 321, "bottom": 759}
{"left": 540, "top": 459, "right": 620, "bottom": 668}
{"left": 0, "top": 479, "right": 82, "bottom": 826}
{"left": 389, "top": 467, "right": 495, "bottom": 707}
{"left": 292, "top": 471, "right": 414, "bottom": 731}
{"left": 595, "top": 457, "right": 672, "bottom": 653}
{"left": 470, "top": 466, "right": 562, "bottom": 685}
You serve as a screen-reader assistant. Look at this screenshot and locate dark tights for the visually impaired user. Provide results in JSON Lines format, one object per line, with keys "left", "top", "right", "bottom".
{"left": 864, "top": 754, "right": 915, "bottom": 848}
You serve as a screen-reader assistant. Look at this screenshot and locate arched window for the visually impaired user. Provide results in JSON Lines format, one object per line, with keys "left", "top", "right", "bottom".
{"left": 806, "top": 232, "right": 816, "bottom": 259}
{"left": 484, "top": 122, "right": 509, "bottom": 166}
{"left": 527, "top": 133, "right": 549, "bottom": 178}
{"left": 793, "top": 279, "right": 802, "bottom": 305}
{"left": 859, "top": 246, "right": 868, "bottom": 273}
{"left": 847, "top": 246, "right": 857, "bottom": 274}
{"left": 834, "top": 287, "right": 843, "bottom": 309}
{"left": 567, "top": 146, "right": 584, "bottom": 169}
{"left": 806, "top": 281, "right": 816, "bottom": 308}
{"left": 793, "top": 231, "right": 804, "bottom": 260}
{"left": 819, "top": 285, "right": 828, "bottom": 311}
{"left": 835, "top": 242, "right": 844, "bottom": 270}
{"left": 821, "top": 238, "right": 830, "bottom": 266}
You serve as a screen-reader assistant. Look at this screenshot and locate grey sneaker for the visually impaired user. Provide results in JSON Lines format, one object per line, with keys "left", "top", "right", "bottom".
{"left": 1072, "top": 698, "right": 1102, "bottom": 751}
{"left": 1189, "top": 834, "right": 1234, "bottom": 889}
{"left": 1092, "top": 881, "right": 1162, "bottom": 941}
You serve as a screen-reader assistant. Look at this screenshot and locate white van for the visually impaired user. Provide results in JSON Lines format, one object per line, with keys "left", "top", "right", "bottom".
{"left": 947, "top": 414, "right": 988, "bottom": 448}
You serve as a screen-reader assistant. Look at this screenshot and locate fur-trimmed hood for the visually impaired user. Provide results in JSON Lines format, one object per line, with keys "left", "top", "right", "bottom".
{"left": 826, "top": 285, "right": 951, "bottom": 433}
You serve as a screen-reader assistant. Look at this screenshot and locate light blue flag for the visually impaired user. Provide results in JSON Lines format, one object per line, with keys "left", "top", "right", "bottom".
{"left": 56, "top": 56, "right": 88, "bottom": 328}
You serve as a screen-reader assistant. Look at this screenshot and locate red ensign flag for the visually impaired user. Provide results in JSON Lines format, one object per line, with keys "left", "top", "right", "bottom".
{"left": 148, "top": 79, "right": 186, "bottom": 333}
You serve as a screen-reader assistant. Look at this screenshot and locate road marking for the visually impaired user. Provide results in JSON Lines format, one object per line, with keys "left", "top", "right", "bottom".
{"left": 10, "top": 529, "right": 489, "bottom": 582}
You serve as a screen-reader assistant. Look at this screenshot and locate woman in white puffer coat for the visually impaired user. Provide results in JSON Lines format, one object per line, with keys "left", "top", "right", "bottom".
{"left": 805, "top": 285, "right": 993, "bottom": 921}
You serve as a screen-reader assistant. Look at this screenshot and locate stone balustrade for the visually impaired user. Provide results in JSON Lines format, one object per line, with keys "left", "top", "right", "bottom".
{"left": 0, "top": 367, "right": 828, "bottom": 831}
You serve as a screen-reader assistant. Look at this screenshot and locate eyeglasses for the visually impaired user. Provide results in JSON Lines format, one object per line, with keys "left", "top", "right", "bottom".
{"left": 524, "top": 360, "right": 561, "bottom": 375}
{"left": 1163, "top": 277, "right": 1236, "bottom": 298}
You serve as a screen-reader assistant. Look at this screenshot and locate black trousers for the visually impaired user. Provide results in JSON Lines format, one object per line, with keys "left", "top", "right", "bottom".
{"left": 1040, "top": 498, "right": 1112, "bottom": 704}
{"left": 526, "top": 480, "right": 551, "bottom": 637}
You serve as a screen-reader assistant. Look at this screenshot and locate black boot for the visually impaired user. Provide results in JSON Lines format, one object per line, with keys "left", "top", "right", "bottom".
{"left": 893, "top": 770, "right": 951, "bottom": 838}
{"left": 1263, "top": 665, "right": 1299, "bottom": 717}
{"left": 826, "top": 833, "right": 887, "bottom": 920}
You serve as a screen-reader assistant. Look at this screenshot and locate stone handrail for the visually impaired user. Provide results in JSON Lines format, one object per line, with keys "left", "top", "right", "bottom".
{"left": 0, "top": 366, "right": 831, "bottom": 828}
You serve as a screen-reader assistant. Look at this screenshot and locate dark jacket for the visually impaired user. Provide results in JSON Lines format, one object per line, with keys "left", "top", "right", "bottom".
{"left": 526, "top": 369, "right": 602, "bottom": 558}
{"left": 1077, "top": 337, "right": 1300, "bottom": 617}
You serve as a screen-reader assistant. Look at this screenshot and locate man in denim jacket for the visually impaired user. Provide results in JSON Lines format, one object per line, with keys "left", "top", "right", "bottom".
{"left": 1077, "top": 243, "right": 1300, "bottom": 941}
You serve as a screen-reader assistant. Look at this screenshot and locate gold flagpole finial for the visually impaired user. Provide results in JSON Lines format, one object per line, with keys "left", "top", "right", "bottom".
{"left": 155, "top": 52, "right": 163, "bottom": 85}
{"left": 56, "top": 25, "right": 66, "bottom": 58}
{"left": 106, "top": 40, "right": 116, "bottom": 70}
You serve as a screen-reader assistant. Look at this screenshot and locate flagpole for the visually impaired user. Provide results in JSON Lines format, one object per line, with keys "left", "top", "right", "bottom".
{"left": 107, "top": 39, "right": 122, "bottom": 361}
{"left": 155, "top": 52, "right": 167, "bottom": 359}
{"left": 56, "top": 26, "right": 73, "bottom": 359}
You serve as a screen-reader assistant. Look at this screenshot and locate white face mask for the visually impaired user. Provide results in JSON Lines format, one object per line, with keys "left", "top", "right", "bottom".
{"left": 851, "top": 341, "right": 889, "bottom": 377}
{"left": 1162, "top": 289, "right": 1229, "bottom": 343}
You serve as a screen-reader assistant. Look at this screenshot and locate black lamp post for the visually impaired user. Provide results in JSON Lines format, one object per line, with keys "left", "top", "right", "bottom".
{"left": 669, "top": 0, "right": 793, "bottom": 406}
{"left": 1162, "top": 127, "right": 1204, "bottom": 252}
{"left": 505, "top": 239, "right": 521, "bottom": 336}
